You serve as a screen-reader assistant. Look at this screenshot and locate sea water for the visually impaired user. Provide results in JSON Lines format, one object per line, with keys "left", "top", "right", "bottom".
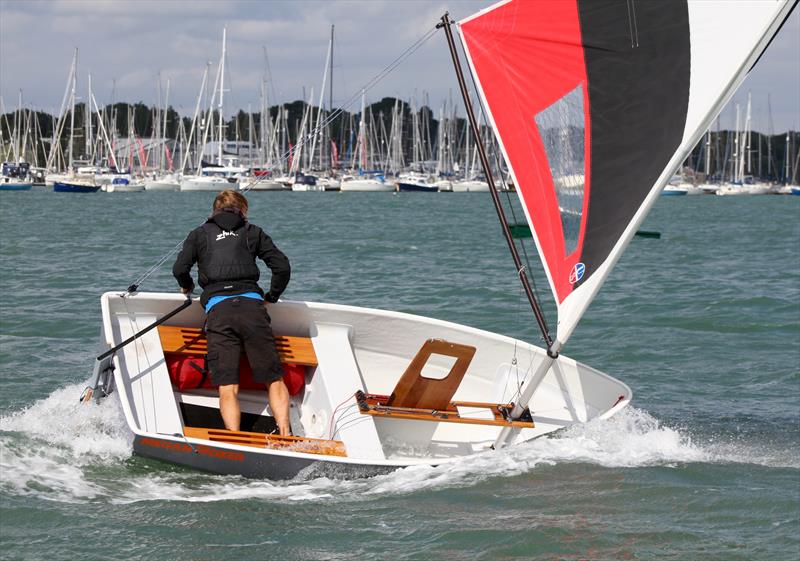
{"left": 0, "top": 191, "right": 797, "bottom": 560}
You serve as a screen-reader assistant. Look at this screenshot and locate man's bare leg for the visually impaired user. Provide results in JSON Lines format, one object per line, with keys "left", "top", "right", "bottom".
{"left": 267, "top": 380, "right": 291, "bottom": 436}
{"left": 219, "top": 384, "right": 240, "bottom": 431}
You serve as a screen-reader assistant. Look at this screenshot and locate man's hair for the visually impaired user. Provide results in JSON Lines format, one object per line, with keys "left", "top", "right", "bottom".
{"left": 213, "top": 190, "right": 249, "bottom": 216}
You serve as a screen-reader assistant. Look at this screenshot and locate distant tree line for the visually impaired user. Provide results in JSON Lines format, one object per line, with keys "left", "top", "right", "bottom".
{"left": 1, "top": 98, "right": 798, "bottom": 182}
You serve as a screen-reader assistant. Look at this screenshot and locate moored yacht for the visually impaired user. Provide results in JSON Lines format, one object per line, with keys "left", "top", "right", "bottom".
{"left": 340, "top": 173, "right": 394, "bottom": 192}
{"left": 145, "top": 173, "right": 181, "bottom": 191}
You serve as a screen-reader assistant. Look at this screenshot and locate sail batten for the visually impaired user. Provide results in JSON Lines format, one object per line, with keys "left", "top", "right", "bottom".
{"left": 459, "top": 0, "right": 795, "bottom": 347}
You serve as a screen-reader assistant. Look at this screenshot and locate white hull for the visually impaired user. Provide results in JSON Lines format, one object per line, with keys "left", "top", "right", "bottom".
{"left": 340, "top": 179, "right": 394, "bottom": 192}
{"left": 673, "top": 182, "right": 705, "bottom": 195}
{"left": 716, "top": 182, "right": 772, "bottom": 196}
{"left": 773, "top": 184, "right": 798, "bottom": 195}
{"left": 145, "top": 176, "right": 181, "bottom": 191}
{"left": 434, "top": 180, "right": 453, "bottom": 192}
{"left": 98, "top": 292, "right": 632, "bottom": 478}
{"left": 106, "top": 182, "right": 145, "bottom": 193}
{"left": 317, "top": 177, "right": 341, "bottom": 191}
{"left": 180, "top": 176, "right": 237, "bottom": 191}
{"left": 45, "top": 173, "right": 67, "bottom": 188}
{"left": 661, "top": 185, "right": 689, "bottom": 196}
{"left": 291, "top": 183, "right": 325, "bottom": 192}
{"left": 452, "top": 180, "right": 490, "bottom": 192}
{"left": 247, "top": 180, "right": 285, "bottom": 191}
{"left": 697, "top": 183, "right": 720, "bottom": 195}
{"left": 744, "top": 184, "right": 772, "bottom": 195}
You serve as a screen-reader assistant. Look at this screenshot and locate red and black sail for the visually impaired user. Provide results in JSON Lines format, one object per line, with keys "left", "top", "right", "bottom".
{"left": 459, "top": 0, "right": 795, "bottom": 345}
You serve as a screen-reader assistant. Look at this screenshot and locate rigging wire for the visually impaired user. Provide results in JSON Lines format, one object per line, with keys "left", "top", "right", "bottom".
{"left": 123, "top": 25, "right": 440, "bottom": 294}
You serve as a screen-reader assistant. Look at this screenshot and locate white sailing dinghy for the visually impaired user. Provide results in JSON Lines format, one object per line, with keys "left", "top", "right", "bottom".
{"left": 88, "top": 0, "right": 794, "bottom": 479}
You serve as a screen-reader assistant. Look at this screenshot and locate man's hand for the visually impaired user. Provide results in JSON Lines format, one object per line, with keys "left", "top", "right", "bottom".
{"left": 180, "top": 284, "right": 194, "bottom": 295}
{"left": 263, "top": 292, "right": 279, "bottom": 303}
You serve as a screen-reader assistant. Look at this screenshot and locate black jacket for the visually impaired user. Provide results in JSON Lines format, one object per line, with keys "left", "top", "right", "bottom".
{"left": 172, "top": 210, "right": 291, "bottom": 307}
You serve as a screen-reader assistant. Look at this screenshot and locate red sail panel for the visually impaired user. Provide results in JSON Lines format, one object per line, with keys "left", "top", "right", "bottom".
{"left": 460, "top": 0, "right": 589, "bottom": 304}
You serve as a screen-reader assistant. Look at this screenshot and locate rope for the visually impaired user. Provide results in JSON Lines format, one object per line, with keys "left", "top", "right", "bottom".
{"left": 328, "top": 391, "right": 358, "bottom": 439}
{"left": 124, "top": 25, "right": 440, "bottom": 293}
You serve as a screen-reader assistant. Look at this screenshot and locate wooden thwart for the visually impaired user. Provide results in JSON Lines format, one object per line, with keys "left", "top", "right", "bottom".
{"left": 358, "top": 337, "right": 533, "bottom": 429}
{"left": 158, "top": 325, "right": 318, "bottom": 366}
{"left": 183, "top": 426, "right": 346, "bottom": 457}
{"left": 357, "top": 392, "right": 534, "bottom": 428}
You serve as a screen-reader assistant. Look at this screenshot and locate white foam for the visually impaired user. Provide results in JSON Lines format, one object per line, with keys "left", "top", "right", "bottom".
{"left": 0, "top": 382, "right": 132, "bottom": 502}
{"left": 1, "top": 385, "right": 795, "bottom": 505}
{"left": 0, "top": 382, "right": 132, "bottom": 460}
{"left": 111, "top": 407, "right": 711, "bottom": 504}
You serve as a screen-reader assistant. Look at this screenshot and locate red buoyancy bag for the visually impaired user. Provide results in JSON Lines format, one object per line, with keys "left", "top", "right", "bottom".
{"left": 165, "top": 354, "right": 305, "bottom": 395}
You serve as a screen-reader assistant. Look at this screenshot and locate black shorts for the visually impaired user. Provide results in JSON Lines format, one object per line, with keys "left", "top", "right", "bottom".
{"left": 205, "top": 296, "right": 283, "bottom": 387}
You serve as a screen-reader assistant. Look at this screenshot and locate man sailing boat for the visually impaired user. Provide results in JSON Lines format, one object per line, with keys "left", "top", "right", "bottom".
{"left": 173, "top": 190, "right": 292, "bottom": 435}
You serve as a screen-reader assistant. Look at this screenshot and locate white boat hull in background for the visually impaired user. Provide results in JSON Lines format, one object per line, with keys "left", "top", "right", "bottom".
{"left": 106, "top": 182, "right": 145, "bottom": 193}
{"left": 452, "top": 180, "right": 490, "bottom": 192}
{"left": 247, "top": 180, "right": 285, "bottom": 191}
{"left": 181, "top": 176, "right": 237, "bottom": 191}
{"left": 145, "top": 175, "right": 181, "bottom": 191}
{"left": 291, "top": 183, "right": 325, "bottom": 192}
{"left": 340, "top": 178, "right": 395, "bottom": 192}
{"left": 661, "top": 184, "right": 689, "bottom": 196}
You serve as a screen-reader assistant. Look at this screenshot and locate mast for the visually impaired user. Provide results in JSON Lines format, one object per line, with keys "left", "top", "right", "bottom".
{"left": 310, "top": 38, "right": 332, "bottom": 171}
{"left": 15, "top": 89, "right": 22, "bottom": 163}
{"left": 218, "top": 27, "right": 227, "bottom": 166}
{"left": 767, "top": 94, "right": 773, "bottom": 180}
{"left": 733, "top": 104, "right": 740, "bottom": 182}
{"left": 68, "top": 48, "right": 78, "bottom": 172}
{"left": 786, "top": 132, "right": 791, "bottom": 183}
{"left": 180, "top": 63, "right": 209, "bottom": 174}
{"left": 745, "top": 93, "right": 752, "bottom": 176}
{"left": 162, "top": 78, "right": 170, "bottom": 173}
{"left": 87, "top": 73, "right": 94, "bottom": 162}
{"left": 91, "top": 92, "right": 117, "bottom": 171}
{"left": 439, "top": 13, "right": 554, "bottom": 352}
{"left": 329, "top": 24, "right": 334, "bottom": 170}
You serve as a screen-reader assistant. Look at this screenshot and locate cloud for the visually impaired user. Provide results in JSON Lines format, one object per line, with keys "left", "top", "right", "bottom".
{"left": 0, "top": 0, "right": 797, "bottom": 131}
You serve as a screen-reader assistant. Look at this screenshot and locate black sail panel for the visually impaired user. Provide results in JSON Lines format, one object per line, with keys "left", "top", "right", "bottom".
{"left": 576, "top": 0, "right": 690, "bottom": 284}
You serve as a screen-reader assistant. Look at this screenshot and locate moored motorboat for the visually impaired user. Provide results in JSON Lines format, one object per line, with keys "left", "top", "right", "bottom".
{"left": 396, "top": 172, "right": 438, "bottom": 192}
{"left": 0, "top": 177, "right": 32, "bottom": 191}
{"left": 106, "top": 177, "right": 145, "bottom": 193}
{"left": 1, "top": 162, "right": 33, "bottom": 190}
{"left": 289, "top": 172, "right": 325, "bottom": 192}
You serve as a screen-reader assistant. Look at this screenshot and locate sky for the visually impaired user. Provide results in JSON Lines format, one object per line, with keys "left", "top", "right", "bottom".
{"left": 1, "top": 0, "right": 798, "bottom": 133}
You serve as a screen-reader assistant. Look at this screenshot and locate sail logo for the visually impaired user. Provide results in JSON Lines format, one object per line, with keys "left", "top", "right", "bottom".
{"left": 569, "top": 262, "right": 585, "bottom": 284}
{"left": 216, "top": 230, "right": 238, "bottom": 242}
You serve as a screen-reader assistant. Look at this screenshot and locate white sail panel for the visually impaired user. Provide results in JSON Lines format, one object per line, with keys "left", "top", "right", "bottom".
{"left": 683, "top": 1, "right": 791, "bottom": 148}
